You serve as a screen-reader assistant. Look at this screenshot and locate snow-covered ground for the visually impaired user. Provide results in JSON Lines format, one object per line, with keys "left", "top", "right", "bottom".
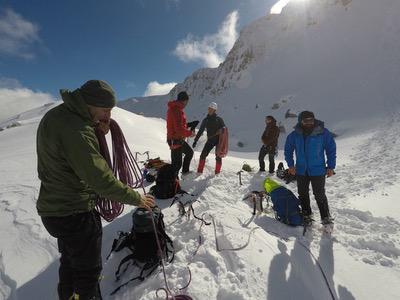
{"left": 0, "top": 104, "right": 399, "bottom": 300}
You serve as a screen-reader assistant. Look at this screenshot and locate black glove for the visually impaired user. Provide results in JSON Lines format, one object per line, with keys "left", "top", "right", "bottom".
{"left": 192, "top": 141, "right": 197, "bottom": 148}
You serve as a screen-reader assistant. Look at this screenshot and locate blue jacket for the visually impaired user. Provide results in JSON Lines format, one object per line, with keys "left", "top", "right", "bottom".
{"left": 284, "top": 120, "right": 336, "bottom": 176}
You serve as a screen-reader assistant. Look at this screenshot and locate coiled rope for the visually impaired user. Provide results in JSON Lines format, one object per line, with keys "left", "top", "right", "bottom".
{"left": 95, "top": 118, "right": 145, "bottom": 222}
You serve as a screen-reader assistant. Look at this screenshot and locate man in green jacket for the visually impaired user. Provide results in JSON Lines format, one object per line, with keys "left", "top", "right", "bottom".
{"left": 36, "top": 80, "right": 154, "bottom": 300}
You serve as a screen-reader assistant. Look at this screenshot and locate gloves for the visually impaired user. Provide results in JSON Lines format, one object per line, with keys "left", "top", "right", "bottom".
{"left": 192, "top": 141, "right": 197, "bottom": 148}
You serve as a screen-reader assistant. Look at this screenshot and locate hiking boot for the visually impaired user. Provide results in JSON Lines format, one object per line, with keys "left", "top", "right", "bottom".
{"left": 258, "top": 169, "right": 265, "bottom": 173}
{"left": 269, "top": 170, "right": 275, "bottom": 174}
{"left": 321, "top": 216, "right": 334, "bottom": 225}
{"left": 303, "top": 215, "right": 313, "bottom": 226}
{"left": 181, "top": 170, "right": 193, "bottom": 176}
{"left": 321, "top": 217, "right": 334, "bottom": 234}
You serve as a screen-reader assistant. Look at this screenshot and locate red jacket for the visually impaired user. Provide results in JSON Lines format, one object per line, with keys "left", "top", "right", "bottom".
{"left": 166, "top": 100, "right": 192, "bottom": 141}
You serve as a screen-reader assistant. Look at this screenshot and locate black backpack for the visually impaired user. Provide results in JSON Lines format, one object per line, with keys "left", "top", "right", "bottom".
{"left": 108, "top": 207, "right": 174, "bottom": 294}
{"left": 277, "top": 162, "right": 296, "bottom": 184}
{"left": 150, "top": 164, "right": 183, "bottom": 199}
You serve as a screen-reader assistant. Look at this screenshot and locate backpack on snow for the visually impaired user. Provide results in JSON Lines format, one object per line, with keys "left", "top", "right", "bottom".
{"left": 264, "top": 178, "right": 303, "bottom": 226}
{"left": 276, "top": 162, "right": 296, "bottom": 184}
{"left": 149, "top": 164, "right": 184, "bottom": 199}
{"left": 108, "top": 206, "right": 174, "bottom": 294}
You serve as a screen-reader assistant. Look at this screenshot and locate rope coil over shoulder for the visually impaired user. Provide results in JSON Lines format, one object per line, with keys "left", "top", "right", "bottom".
{"left": 95, "top": 118, "right": 145, "bottom": 222}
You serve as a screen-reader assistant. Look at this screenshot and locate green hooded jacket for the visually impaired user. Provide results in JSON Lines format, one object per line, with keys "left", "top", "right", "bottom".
{"left": 36, "top": 89, "right": 141, "bottom": 217}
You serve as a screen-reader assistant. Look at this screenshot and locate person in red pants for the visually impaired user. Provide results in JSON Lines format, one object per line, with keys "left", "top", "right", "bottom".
{"left": 192, "top": 102, "right": 226, "bottom": 174}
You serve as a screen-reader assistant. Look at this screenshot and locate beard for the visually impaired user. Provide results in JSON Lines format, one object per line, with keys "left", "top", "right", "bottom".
{"left": 302, "top": 124, "right": 314, "bottom": 134}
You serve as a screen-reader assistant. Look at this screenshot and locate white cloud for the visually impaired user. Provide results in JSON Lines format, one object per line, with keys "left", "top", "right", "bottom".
{"left": 143, "top": 81, "right": 177, "bottom": 96}
{"left": 0, "top": 86, "right": 53, "bottom": 123}
{"left": 0, "top": 8, "right": 41, "bottom": 59}
{"left": 173, "top": 11, "right": 239, "bottom": 68}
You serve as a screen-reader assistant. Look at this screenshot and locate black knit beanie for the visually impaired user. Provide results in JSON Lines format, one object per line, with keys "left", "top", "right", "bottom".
{"left": 177, "top": 91, "right": 189, "bottom": 101}
{"left": 80, "top": 80, "right": 116, "bottom": 108}
{"left": 300, "top": 111, "right": 315, "bottom": 121}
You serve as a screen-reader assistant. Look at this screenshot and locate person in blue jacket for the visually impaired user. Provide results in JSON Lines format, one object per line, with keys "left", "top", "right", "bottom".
{"left": 284, "top": 111, "right": 336, "bottom": 226}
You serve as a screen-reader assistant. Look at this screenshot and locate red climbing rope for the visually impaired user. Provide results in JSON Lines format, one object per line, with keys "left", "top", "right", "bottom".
{"left": 95, "top": 118, "right": 145, "bottom": 222}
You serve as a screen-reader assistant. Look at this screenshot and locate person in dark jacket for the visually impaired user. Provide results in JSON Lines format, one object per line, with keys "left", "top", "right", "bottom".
{"left": 166, "top": 91, "right": 195, "bottom": 177}
{"left": 284, "top": 111, "right": 336, "bottom": 226}
{"left": 37, "top": 80, "right": 155, "bottom": 300}
{"left": 258, "top": 115, "right": 280, "bottom": 173}
{"left": 192, "top": 102, "right": 226, "bottom": 174}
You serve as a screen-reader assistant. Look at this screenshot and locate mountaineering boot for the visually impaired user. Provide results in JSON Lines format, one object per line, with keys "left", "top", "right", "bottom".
{"left": 302, "top": 214, "right": 314, "bottom": 236}
{"left": 321, "top": 216, "right": 334, "bottom": 234}
{"left": 303, "top": 215, "right": 314, "bottom": 227}
{"left": 215, "top": 161, "right": 222, "bottom": 174}
{"left": 197, "top": 159, "right": 206, "bottom": 173}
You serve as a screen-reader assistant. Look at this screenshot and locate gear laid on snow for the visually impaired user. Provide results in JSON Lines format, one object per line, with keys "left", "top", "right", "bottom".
{"left": 149, "top": 164, "right": 188, "bottom": 199}
{"left": 276, "top": 162, "right": 296, "bottom": 184}
{"left": 242, "top": 163, "right": 253, "bottom": 172}
{"left": 264, "top": 178, "right": 303, "bottom": 226}
{"left": 108, "top": 206, "right": 175, "bottom": 295}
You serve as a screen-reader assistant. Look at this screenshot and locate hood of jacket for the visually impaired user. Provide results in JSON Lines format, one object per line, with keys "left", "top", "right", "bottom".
{"left": 60, "top": 89, "right": 94, "bottom": 125}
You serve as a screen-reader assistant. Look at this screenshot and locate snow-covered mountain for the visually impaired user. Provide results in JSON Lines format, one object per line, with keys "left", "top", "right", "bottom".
{"left": 119, "top": 0, "right": 400, "bottom": 150}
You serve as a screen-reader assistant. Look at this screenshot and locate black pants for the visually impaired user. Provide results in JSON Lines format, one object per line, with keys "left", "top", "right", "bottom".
{"left": 200, "top": 137, "right": 221, "bottom": 163}
{"left": 258, "top": 145, "right": 275, "bottom": 172}
{"left": 41, "top": 211, "right": 103, "bottom": 300}
{"left": 171, "top": 141, "right": 193, "bottom": 175}
{"left": 297, "top": 175, "right": 330, "bottom": 220}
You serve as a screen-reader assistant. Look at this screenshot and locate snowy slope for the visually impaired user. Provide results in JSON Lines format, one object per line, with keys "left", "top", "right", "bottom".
{"left": 1, "top": 101, "right": 399, "bottom": 300}
{"left": 118, "top": 0, "right": 400, "bottom": 150}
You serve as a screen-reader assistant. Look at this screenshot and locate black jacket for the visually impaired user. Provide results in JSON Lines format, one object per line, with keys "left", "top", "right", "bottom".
{"left": 194, "top": 113, "right": 225, "bottom": 143}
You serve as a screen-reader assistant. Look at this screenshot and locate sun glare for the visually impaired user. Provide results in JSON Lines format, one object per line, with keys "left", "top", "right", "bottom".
{"left": 270, "top": 0, "right": 309, "bottom": 15}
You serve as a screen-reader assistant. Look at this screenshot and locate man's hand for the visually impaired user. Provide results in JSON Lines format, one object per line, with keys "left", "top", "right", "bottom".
{"left": 326, "top": 169, "right": 335, "bottom": 177}
{"left": 139, "top": 194, "right": 155, "bottom": 211}
{"left": 192, "top": 140, "right": 197, "bottom": 148}
{"left": 288, "top": 166, "right": 296, "bottom": 176}
{"left": 97, "top": 120, "right": 110, "bottom": 135}
{"left": 190, "top": 131, "right": 196, "bottom": 137}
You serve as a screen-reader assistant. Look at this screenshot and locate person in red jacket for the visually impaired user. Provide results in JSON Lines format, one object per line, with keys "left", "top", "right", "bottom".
{"left": 166, "top": 91, "right": 195, "bottom": 177}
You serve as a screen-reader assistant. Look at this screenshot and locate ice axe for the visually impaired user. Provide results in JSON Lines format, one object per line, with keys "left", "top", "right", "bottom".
{"left": 237, "top": 170, "right": 243, "bottom": 185}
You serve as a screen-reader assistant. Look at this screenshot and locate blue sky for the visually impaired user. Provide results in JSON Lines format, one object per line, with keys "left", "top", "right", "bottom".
{"left": 0, "top": 0, "right": 276, "bottom": 100}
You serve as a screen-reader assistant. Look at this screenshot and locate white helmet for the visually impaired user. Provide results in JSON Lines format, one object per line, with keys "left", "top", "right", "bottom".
{"left": 208, "top": 102, "right": 218, "bottom": 110}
